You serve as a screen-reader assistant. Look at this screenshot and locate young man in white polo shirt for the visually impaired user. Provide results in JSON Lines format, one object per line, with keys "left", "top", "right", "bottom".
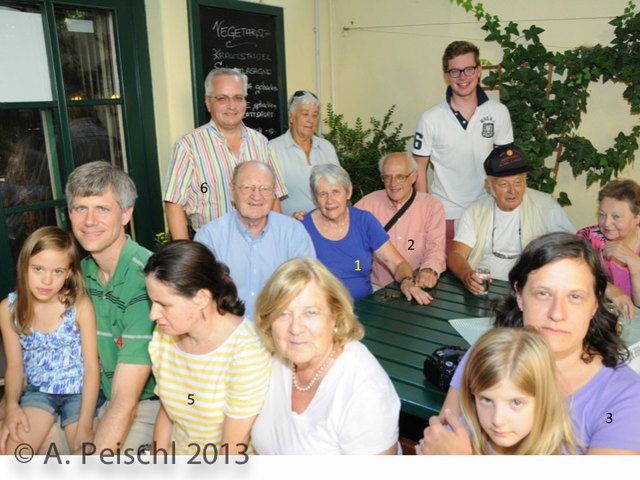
{"left": 413, "top": 40, "right": 513, "bottom": 252}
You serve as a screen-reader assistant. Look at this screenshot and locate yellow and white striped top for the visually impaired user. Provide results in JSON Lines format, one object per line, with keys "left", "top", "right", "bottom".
{"left": 149, "top": 318, "right": 271, "bottom": 454}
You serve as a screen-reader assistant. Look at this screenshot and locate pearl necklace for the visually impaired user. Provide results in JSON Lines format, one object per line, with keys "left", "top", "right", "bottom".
{"left": 292, "top": 347, "right": 335, "bottom": 392}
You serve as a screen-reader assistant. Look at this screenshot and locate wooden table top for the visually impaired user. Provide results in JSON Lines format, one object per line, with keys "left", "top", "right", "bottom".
{"left": 355, "top": 272, "right": 510, "bottom": 420}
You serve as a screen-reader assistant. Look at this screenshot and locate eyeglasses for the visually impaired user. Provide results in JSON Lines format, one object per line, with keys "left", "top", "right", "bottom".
{"left": 211, "top": 94, "right": 246, "bottom": 105}
{"left": 381, "top": 173, "right": 413, "bottom": 184}
{"left": 491, "top": 204, "right": 521, "bottom": 260}
{"left": 234, "top": 184, "right": 274, "bottom": 196}
{"left": 289, "top": 90, "right": 318, "bottom": 107}
{"left": 446, "top": 66, "right": 478, "bottom": 78}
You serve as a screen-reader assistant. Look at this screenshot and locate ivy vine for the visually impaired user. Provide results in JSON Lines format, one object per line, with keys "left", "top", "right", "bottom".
{"left": 451, "top": 0, "right": 640, "bottom": 205}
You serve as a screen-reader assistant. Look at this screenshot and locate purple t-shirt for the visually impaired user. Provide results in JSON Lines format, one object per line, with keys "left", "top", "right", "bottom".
{"left": 451, "top": 349, "right": 640, "bottom": 452}
{"left": 302, "top": 206, "right": 389, "bottom": 301}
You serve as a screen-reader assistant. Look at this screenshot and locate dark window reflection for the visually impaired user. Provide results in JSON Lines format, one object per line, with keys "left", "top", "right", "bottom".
{"left": 7, "top": 207, "right": 58, "bottom": 263}
{"left": 0, "top": 109, "right": 55, "bottom": 208}
{"left": 69, "top": 105, "right": 124, "bottom": 168}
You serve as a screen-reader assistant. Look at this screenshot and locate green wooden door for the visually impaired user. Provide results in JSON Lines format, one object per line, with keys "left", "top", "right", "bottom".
{"left": 0, "top": 0, "right": 162, "bottom": 298}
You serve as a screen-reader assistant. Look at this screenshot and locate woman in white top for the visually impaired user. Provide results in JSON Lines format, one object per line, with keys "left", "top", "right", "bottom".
{"left": 251, "top": 257, "right": 400, "bottom": 454}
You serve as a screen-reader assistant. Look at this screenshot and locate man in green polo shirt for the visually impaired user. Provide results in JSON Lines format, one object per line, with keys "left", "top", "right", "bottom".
{"left": 66, "top": 161, "right": 158, "bottom": 453}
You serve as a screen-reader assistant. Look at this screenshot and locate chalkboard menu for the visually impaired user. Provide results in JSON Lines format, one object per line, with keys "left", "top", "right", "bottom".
{"left": 188, "top": 0, "right": 287, "bottom": 139}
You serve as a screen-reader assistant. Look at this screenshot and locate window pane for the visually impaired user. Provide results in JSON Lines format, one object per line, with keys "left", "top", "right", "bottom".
{"left": 0, "top": 2, "right": 52, "bottom": 102}
{"left": 0, "top": 1, "right": 51, "bottom": 102}
{"left": 6, "top": 207, "right": 58, "bottom": 263}
{"left": 69, "top": 105, "right": 125, "bottom": 168}
{"left": 0, "top": 109, "right": 58, "bottom": 208}
{"left": 55, "top": 7, "right": 120, "bottom": 101}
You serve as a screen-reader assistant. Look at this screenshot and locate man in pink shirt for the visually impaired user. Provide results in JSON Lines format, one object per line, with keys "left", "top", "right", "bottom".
{"left": 355, "top": 152, "right": 446, "bottom": 289}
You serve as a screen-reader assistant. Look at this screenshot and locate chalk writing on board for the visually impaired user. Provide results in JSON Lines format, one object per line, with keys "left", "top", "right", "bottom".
{"left": 198, "top": 5, "right": 285, "bottom": 138}
{"left": 212, "top": 50, "right": 272, "bottom": 62}
{"left": 255, "top": 82, "right": 278, "bottom": 95}
{"left": 212, "top": 20, "right": 272, "bottom": 42}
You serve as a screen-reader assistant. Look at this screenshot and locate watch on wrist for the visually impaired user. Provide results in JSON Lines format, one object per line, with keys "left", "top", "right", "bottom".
{"left": 400, "top": 275, "right": 414, "bottom": 286}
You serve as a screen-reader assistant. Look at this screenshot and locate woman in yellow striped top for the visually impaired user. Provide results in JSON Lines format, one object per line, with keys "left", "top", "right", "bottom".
{"left": 144, "top": 241, "right": 271, "bottom": 455}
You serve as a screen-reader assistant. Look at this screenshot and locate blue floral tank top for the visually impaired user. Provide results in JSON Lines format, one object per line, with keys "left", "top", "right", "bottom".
{"left": 8, "top": 292, "right": 84, "bottom": 394}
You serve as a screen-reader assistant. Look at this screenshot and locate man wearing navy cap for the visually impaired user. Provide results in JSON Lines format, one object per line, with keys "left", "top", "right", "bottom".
{"left": 447, "top": 144, "right": 575, "bottom": 293}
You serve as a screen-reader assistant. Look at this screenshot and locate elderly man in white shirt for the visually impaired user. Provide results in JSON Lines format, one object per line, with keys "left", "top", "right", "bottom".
{"left": 448, "top": 144, "right": 575, "bottom": 294}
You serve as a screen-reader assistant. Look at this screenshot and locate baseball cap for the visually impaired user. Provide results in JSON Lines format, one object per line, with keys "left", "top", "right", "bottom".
{"left": 483, "top": 144, "right": 532, "bottom": 177}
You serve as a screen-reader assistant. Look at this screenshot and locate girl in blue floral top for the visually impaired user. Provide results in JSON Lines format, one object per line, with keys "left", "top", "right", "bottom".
{"left": 0, "top": 226, "right": 100, "bottom": 454}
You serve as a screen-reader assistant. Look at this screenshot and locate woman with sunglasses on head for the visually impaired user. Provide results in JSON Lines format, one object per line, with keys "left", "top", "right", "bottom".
{"left": 269, "top": 90, "right": 340, "bottom": 220}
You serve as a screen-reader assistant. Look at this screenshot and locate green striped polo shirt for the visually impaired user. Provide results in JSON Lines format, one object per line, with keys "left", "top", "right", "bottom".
{"left": 82, "top": 237, "right": 156, "bottom": 400}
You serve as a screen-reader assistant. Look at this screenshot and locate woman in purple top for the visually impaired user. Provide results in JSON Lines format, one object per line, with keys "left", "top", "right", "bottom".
{"left": 577, "top": 179, "right": 640, "bottom": 318}
{"left": 418, "top": 232, "right": 640, "bottom": 454}
{"left": 301, "top": 163, "right": 432, "bottom": 304}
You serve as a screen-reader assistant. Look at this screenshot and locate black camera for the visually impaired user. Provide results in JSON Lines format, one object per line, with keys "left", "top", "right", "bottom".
{"left": 423, "top": 346, "right": 467, "bottom": 392}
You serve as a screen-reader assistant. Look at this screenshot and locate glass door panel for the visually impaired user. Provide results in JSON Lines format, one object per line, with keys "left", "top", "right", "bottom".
{"left": 0, "top": 109, "right": 60, "bottom": 208}
{"left": 68, "top": 104, "right": 125, "bottom": 168}
{"left": 6, "top": 207, "right": 59, "bottom": 263}
{"left": 55, "top": 7, "right": 120, "bottom": 101}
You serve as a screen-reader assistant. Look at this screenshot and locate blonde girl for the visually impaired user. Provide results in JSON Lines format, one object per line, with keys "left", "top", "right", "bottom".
{"left": 0, "top": 226, "right": 100, "bottom": 454}
{"left": 460, "top": 327, "right": 579, "bottom": 455}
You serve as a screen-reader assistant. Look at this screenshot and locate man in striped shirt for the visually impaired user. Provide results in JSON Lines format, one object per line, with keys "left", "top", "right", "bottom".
{"left": 163, "top": 68, "right": 287, "bottom": 240}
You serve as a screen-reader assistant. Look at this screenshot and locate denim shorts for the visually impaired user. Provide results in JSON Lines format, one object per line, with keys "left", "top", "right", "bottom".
{"left": 19, "top": 384, "right": 105, "bottom": 428}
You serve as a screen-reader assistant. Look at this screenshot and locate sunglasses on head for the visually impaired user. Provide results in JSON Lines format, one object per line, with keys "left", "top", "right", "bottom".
{"left": 289, "top": 90, "right": 318, "bottom": 107}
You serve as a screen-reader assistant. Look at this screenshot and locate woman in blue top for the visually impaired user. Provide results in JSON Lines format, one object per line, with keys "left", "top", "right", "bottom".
{"left": 301, "top": 163, "right": 431, "bottom": 303}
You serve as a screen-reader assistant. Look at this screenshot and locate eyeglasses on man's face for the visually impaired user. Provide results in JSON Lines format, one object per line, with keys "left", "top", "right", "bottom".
{"left": 446, "top": 65, "right": 478, "bottom": 78}
{"left": 381, "top": 173, "right": 413, "bottom": 184}
{"left": 234, "top": 184, "right": 274, "bottom": 196}
{"left": 211, "top": 94, "right": 246, "bottom": 105}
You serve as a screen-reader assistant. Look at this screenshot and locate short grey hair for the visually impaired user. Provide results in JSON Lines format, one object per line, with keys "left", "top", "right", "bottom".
{"left": 232, "top": 160, "right": 275, "bottom": 187}
{"left": 204, "top": 68, "right": 248, "bottom": 97}
{"left": 288, "top": 91, "right": 320, "bottom": 115}
{"left": 309, "top": 164, "right": 352, "bottom": 200}
{"left": 65, "top": 161, "right": 137, "bottom": 210}
{"left": 378, "top": 151, "right": 417, "bottom": 174}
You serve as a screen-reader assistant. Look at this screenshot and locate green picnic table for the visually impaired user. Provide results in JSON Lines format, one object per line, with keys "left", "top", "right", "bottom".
{"left": 354, "top": 272, "right": 510, "bottom": 421}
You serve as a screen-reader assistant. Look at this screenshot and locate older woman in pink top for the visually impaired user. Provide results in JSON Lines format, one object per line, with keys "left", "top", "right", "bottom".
{"left": 578, "top": 179, "right": 640, "bottom": 318}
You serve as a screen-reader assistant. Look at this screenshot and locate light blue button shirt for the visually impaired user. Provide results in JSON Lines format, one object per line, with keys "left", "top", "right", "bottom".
{"left": 195, "top": 211, "right": 316, "bottom": 319}
{"left": 269, "top": 130, "right": 340, "bottom": 216}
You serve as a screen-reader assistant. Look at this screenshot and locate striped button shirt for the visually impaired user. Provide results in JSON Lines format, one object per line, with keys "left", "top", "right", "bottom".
{"left": 148, "top": 319, "right": 271, "bottom": 454}
{"left": 163, "top": 120, "right": 287, "bottom": 230}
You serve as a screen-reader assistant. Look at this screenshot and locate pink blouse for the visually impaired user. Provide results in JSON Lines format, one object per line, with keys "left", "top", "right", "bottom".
{"left": 577, "top": 225, "right": 639, "bottom": 297}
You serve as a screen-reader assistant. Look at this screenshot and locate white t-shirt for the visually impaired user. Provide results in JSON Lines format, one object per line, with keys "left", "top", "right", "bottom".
{"left": 455, "top": 198, "right": 576, "bottom": 280}
{"left": 251, "top": 341, "right": 400, "bottom": 454}
{"left": 413, "top": 97, "right": 513, "bottom": 220}
{"left": 455, "top": 205, "right": 521, "bottom": 280}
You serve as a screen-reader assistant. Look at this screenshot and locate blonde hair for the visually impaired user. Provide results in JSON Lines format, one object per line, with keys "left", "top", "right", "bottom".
{"left": 255, "top": 257, "right": 364, "bottom": 353}
{"left": 13, "top": 226, "right": 85, "bottom": 335}
{"left": 460, "top": 327, "right": 580, "bottom": 455}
